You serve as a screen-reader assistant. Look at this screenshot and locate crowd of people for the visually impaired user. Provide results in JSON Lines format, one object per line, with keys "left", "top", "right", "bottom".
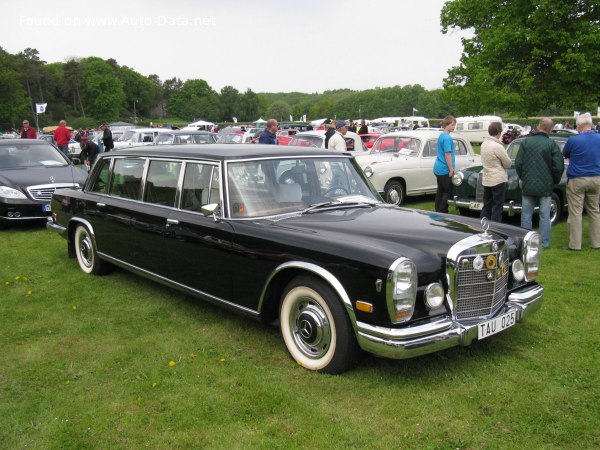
{"left": 433, "top": 114, "right": 600, "bottom": 250}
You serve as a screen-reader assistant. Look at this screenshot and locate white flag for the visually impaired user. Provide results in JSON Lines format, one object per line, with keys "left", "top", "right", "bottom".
{"left": 412, "top": 107, "right": 418, "bottom": 114}
{"left": 232, "top": 117, "right": 238, "bottom": 123}
{"left": 574, "top": 111, "right": 580, "bottom": 118}
{"left": 36, "top": 103, "right": 47, "bottom": 114}
{"left": 289, "top": 115, "right": 293, "bottom": 122}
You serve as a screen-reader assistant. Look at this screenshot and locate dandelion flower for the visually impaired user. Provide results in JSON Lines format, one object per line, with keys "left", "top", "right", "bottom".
{"left": 4, "top": 281, "right": 10, "bottom": 286}
{"left": 26, "top": 290, "right": 32, "bottom": 296}
{"left": 72, "top": 305, "right": 77, "bottom": 310}
{"left": 22, "top": 277, "right": 29, "bottom": 282}
{"left": 219, "top": 358, "right": 225, "bottom": 363}
{"left": 297, "top": 360, "right": 303, "bottom": 366}
{"left": 151, "top": 382, "right": 158, "bottom": 388}
{"left": 168, "top": 360, "right": 176, "bottom": 367}
{"left": 15, "top": 276, "right": 20, "bottom": 280}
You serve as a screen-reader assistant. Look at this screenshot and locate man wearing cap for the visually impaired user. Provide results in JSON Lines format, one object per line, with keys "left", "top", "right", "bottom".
{"left": 20, "top": 120, "right": 36, "bottom": 139}
{"left": 328, "top": 120, "right": 348, "bottom": 152}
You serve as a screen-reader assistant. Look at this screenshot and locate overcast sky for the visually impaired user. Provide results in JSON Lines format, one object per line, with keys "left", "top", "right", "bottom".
{"left": 2, "top": 0, "right": 467, "bottom": 94}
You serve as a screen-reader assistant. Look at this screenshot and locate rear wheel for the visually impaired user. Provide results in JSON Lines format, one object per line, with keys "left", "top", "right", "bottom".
{"left": 74, "top": 225, "right": 109, "bottom": 275}
{"left": 384, "top": 180, "right": 405, "bottom": 206}
{"left": 280, "top": 275, "right": 360, "bottom": 374}
{"left": 550, "top": 192, "right": 562, "bottom": 225}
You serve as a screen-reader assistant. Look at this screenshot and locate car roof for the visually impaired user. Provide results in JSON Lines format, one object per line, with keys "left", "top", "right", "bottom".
{"left": 161, "top": 130, "right": 215, "bottom": 135}
{"left": 0, "top": 138, "right": 48, "bottom": 146}
{"left": 104, "top": 144, "right": 352, "bottom": 161}
{"left": 511, "top": 133, "right": 571, "bottom": 143}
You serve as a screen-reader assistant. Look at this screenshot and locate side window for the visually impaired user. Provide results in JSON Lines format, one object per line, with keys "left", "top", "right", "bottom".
{"left": 456, "top": 123, "right": 464, "bottom": 131}
{"left": 454, "top": 140, "right": 468, "bottom": 155}
{"left": 144, "top": 160, "right": 182, "bottom": 207}
{"left": 508, "top": 142, "right": 521, "bottom": 160}
{"left": 181, "top": 163, "right": 219, "bottom": 212}
{"left": 422, "top": 140, "right": 436, "bottom": 158}
{"left": 88, "top": 159, "right": 111, "bottom": 194}
{"left": 468, "top": 122, "right": 482, "bottom": 130}
{"left": 109, "top": 158, "right": 145, "bottom": 200}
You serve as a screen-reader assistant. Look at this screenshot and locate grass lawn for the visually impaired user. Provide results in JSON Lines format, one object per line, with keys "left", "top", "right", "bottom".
{"left": 1, "top": 201, "right": 599, "bottom": 449}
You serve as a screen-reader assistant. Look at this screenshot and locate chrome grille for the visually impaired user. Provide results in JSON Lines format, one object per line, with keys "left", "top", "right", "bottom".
{"left": 26, "top": 183, "right": 79, "bottom": 201}
{"left": 455, "top": 249, "right": 508, "bottom": 319}
{"left": 475, "top": 173, "right": 484, "bottom": 203}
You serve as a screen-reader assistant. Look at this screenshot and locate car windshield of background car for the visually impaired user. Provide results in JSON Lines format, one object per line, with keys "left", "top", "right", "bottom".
{"left": 226, "top": 157, "right": 379, "bottom": 218}
{"left": 290, "top": 136, "right": 321, "bottom": 147}
{"left": 0, "top": 144, "right": 68, "bottom": 168}
{"left": 371, "top": 137, "right": 420, "bottom": 156}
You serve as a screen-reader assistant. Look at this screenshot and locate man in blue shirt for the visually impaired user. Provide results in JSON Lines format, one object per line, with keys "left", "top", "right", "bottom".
{"left": 562, "top": 112, "right": 600, "bottom": 250}
{"left": 433, "top": 115, "right": 456, "bottom": 213}
{"left": 259, "top": 119, "right": 279, "bottom": 145}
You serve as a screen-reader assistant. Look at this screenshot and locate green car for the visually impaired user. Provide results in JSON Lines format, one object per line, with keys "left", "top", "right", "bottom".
{"left": 450, "top": 134, "right": 570, "bottom": 225}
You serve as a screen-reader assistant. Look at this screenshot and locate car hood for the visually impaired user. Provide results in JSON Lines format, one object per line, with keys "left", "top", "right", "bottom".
{"left": 265, "top": 204, "right": 507, "bottom": 273}
{"left": 355, "top": 153, "right": 413, "bottom": 168}
{"left": 0, "top": 165, "right": 87, "bottom": 188}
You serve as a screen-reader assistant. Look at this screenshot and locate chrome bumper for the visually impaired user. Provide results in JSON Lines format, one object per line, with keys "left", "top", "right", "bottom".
{"left": 451, "top": 197, "right": 520, "bottom": 216}
{"left": 46, "top": 217, "right": 68, "bottom": 238}
{"left": 356, "top": 283, "right": 543, "bottom": 359}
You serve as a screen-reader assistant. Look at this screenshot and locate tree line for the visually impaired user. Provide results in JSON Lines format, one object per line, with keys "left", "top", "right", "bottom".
{"left": 2, "top": 0, "right": 599, "bottom": 134}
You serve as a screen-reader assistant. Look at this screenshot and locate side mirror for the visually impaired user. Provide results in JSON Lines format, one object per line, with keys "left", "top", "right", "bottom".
{"left": 201, "top": 203, "right": 222, "bottom": 222}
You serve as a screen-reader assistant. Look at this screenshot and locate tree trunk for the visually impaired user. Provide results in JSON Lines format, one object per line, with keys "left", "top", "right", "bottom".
{"left": 76, "top": 86, "right": 86, "bottom": 117}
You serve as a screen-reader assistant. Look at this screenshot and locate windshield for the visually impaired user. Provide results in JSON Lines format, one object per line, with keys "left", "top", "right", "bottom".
{"left": 155, "top": 134, "right": 175, "bottom": 145}
{"left": 0, "top": 143, "right": 69, "bottom": 168}
{"left": 118, "top": 130, "right": 135, "bottom": 142}
{"left": 371, "top": 136, "right": 420, "bottom": 156}
{"left": 218, "top": 133, "right": 244, "bottom": 144}
{"left": 289, "top": 135, "right": 323, "bottom": 148}
{"left": 226, "top": 156, "right": 381, "bottom": 218}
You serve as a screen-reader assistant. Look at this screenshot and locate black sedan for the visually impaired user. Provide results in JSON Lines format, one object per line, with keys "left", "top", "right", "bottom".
{"left": 451, "top": 134, "right": 570, "bottom": 225}
{"left": 0, "top": 139, "right": 88, "bottom": 229}
{"left": 47, "top": 145, "right": 544, "bottom": 373}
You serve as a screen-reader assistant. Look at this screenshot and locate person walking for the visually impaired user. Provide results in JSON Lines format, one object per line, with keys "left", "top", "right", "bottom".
{"left": 258, "top": 119, "right": 279, "bottom": 144}
{"left": 515, "top": 117, "right": 564, "bottom": 248}
{"left": 562, "top": 112, "right": 600, "bottom": 250}
{"left": 433, "top": 115, "right": 457, "bottom": 213}
{"left": 328, "top": 120, "right": 348, "bottom": 152}
{"left": 101, "top": 124, "right": 114, "bottom": 152}
{"left": 480, "top": 122, "right": 512, "bottom": 222}
{"left": 20, "top": 120, "right": 36, "bottom": 139}
{"left": 54, "top": 120, "right": 71, "bottom": 157}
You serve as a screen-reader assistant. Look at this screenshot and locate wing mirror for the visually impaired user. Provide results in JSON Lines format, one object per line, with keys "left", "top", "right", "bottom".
{"left": 201, "top": 203, "right": 222, "bottom": 222}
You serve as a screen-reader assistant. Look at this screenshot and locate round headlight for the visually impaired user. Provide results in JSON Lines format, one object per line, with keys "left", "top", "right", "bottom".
{"left": 512, "top": 259, "right": 525, "bottom": 282}
{"left": 364, "top": 166, "right": 373, "bottom": 178}
{"left": 452, "top": 171, "right": 464, "bottom": 186}
{"left": 424, "top": 283, "right": 445, "bottom": 309}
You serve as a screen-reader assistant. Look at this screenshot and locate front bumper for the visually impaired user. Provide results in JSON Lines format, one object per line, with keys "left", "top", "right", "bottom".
{"left": 356, "top": 283, "right": 543, "bottom": 359}
{"left": 450, "top": 197, "right": 520, "bottom": 216}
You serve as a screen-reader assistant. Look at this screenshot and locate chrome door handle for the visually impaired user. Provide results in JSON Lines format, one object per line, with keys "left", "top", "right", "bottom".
{"left": 97, "top": 203, "right": 106, "bottom": 207}
{"left": 166, "top": 218, "right": 179, "bottom": 226}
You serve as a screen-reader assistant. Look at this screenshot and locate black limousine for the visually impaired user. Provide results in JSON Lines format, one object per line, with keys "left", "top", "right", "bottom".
{"left": 48, "top": 145, "right": 544, "bottom": 373}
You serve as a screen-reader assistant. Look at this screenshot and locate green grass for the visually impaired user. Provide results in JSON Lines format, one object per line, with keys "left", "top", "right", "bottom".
{"left": 1, "top": 206, "right": 599, "bottom": 449}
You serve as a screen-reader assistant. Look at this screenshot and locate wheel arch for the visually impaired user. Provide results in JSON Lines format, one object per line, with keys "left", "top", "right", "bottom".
{"left": 258, "top": 262, "right": 357, "bottom": 331}
{"left": 67, "top": 218, "right": 97, "bottom": 259}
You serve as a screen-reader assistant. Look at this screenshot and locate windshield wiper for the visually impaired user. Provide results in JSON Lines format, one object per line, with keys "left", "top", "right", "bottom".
{"left": 301, "top": 200, "right": 377, "bottom": 215}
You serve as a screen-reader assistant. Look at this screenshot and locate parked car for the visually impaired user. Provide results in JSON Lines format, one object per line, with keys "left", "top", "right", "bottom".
{"left": 47, "top": 144, "right": 544, "bottom": 373}
{"left": 216, "top": 131, "right": 246, "bottom": 144}
{"left": 276, "top": 129, "right": 299, "bottom": 146}
{"left": 0, "top": 139, "right": 87, "bottom": 229}
{"left": 450, "top": 134, "right": 570, "bottom": 225}
{"left": 154, "top": 130, "right": 218, "bottom": 145}
{"left": 288, "top": 130, "right": 368, "bottom": 152}
{"left": 355, "top": 130, "right": 480, "bottom": 205}
{"left": 114, "top": 128, "right": 172, "bottom": 149}
{"left": 359, "top": 133, "right": 382, "bottom": 149}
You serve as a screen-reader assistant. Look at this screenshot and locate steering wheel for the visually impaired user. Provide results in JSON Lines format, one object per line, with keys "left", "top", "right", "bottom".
{"left": 323, "top": 187, "right": 349, "bottom": 197}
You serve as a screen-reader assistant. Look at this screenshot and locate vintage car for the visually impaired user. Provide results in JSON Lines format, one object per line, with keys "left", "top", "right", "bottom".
{"left": 288, "top": 130, "right": 368, "bottom": 152}
{"left": 154, "top": 130, "right": 218, "bottom": 145}
{"left": 113, "top": 128, "right": 172, "bottom": 149}
{"left": 359, "top": 133, "right": 382, "bottom": 149}
{"left": 47, "top": 145, "right": 544, "bottom": 374}
{"left": 0, "top": 139, "right": 87, "bottom": 229}
{"left": 450, "top": 134, "right": 570, "bottom": 225}
{"left": 355, "top": 130, "right": 481, "bottom": 205}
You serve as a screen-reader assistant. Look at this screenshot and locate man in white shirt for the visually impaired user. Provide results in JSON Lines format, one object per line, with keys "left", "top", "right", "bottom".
{"left": 328, "top": 120, "right": 347, "bottom": 151}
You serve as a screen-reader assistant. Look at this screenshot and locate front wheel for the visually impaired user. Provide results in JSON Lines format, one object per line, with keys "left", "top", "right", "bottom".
{"left": 74, "top": 224, "right": 109, "bottom": 275}
{"left": 384, "top": 180, "right": 405, "bottom": 205}
{"left": 280, "top": 275, "right": 360, "bottom": 374}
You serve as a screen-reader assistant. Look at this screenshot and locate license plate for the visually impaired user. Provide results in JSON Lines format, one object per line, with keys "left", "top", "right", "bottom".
{"left": 478, "top": 310, "right": 517, "bottom": 340}
{"left": 42, "top": 204, "right": 51, "bottom": 212}
{"left": 469, "top": 201, "right": 483, "bottom": 210}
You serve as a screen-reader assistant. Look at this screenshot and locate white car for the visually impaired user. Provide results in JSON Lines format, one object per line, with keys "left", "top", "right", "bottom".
{"left": 113, "top": 128, "right": 172, "bottom": 149}
{"left": 354, "top": 130, "right": 481, "bottom": 205}
{"left": 288, "top": 130, "right": 368, "bottom": 152}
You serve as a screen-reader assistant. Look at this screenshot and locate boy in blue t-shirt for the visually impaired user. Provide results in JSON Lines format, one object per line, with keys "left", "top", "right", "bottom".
{"left": 434, "top": 116, "right": 457, "bottom": 212}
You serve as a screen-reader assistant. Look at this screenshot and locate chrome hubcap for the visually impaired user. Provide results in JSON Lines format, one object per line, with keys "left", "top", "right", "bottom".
{"left": 289, "top": 298, "right": 331, "bottom": 359}
{"left": 550, "top": 200, "right": 557, "bottom": 223}
{"left": 388, "top": 188, "right": 401, "bottom": 205}
{"left": 78, "top": 235, "right": 93, "bottom": 268}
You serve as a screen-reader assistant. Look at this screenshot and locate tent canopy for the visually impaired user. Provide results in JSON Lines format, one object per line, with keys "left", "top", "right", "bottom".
{"left": 188, "top": 119, "right": 215, "bottom": 127}
{"left": 253, "top": 118, "right": 267, "bottom": 123}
